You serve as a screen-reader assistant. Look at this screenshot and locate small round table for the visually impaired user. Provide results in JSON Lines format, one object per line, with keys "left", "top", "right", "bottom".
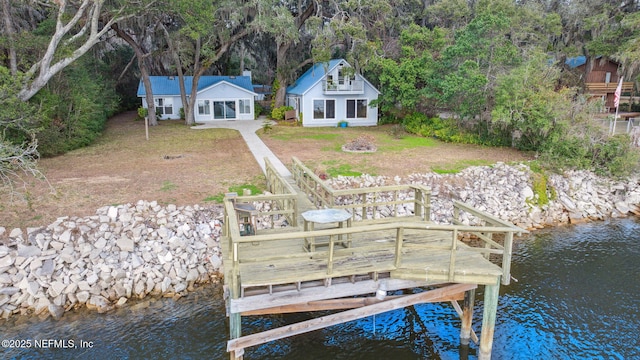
{"left": 302, "top": 209, "right": 352, "bottom": 252}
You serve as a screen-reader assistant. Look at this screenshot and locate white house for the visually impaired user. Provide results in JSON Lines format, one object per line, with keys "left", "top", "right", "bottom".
{"left": 137, "top": 76, "right": 257, "bottom": 122}
{"left": 286, "top": 59, "right": 380, "bottom": 127}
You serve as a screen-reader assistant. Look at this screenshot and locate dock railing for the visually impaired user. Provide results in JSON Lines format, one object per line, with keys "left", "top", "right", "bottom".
{"left": 264, "top": 157, "right": 298, "bottom": 227}
{"left": 452, "top": 200, "right": 527, "bottom": 285}
{"left": 222, "top": 157, "right": 298, "bottom": 242}
{"left": 291, "top": 156, "right": 431, "bottom": 222}
{"left": 224, "top": 195, "right": 526, "bottom": 294}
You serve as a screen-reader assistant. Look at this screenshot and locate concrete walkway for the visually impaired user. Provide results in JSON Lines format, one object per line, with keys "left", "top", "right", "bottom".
{"left": 191, "top": 118, "right": 292, "bottom": 177}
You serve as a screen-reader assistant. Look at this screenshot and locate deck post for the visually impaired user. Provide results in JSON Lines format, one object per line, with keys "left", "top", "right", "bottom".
{"left": 460, "top": 288, "right": 476, "bottom": 345}
{"left": 229, "top": 266, "right": 242, "bottom": 359}
{"left": 414, "top": 188, "right": 423, "bottom": 220}
{"left": 229, "top": 312, "right": 242, "bottom": 359}
{"left": 479, "top": 281, "right": 500, "bottom": 360}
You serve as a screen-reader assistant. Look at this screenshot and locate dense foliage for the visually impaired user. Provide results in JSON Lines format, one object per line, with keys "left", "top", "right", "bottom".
{"left": 0, "top": 0, "right": 638, "bottom": 186}
{"left": 33, "top": 57, "right": 119, "bottom": 156}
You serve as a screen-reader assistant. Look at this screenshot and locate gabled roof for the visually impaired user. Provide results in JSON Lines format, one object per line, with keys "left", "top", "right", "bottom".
{"left": 137, "top": 76, "right": 255, "bottom": 97}
{"left": 286, "top": 59, "right": 380, "bottom": 96}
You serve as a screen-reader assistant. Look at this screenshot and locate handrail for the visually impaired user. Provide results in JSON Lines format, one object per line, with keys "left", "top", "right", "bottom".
{"left": 453, "top": 200, "right": 529, "bottom": 285}
{"left": 291, "top": 157, "right": 431, "bottom": 221}
{"left": 227, "top": 214, "right": 524, "bottom": 287}
{"left": 291, "top": 157, "right": 335, "bottom": 208}
{"left": 226, "top": 157, "right": 298, "bottom": 229}
{"left": 453, "top": 200, "right": 525, "bottom": 234}
{"left": 230, "top": 222, "right": 523, "bottom": 244}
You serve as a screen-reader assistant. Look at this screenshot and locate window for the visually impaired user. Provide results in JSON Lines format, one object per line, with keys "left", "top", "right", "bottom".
{"left": 313, "top": 99, "right": 335, "bottom": 119}
{"left": 346, "top": 99, "right": 367, "bottom": 118}
{"left": 154, "top": 98, "right": 173, "bottom": 115}
{"left": 239, "top": 99, "right": 251, "bottom": 114}
{"left": 198, "top": 100, "right": 210, "bottom": 115}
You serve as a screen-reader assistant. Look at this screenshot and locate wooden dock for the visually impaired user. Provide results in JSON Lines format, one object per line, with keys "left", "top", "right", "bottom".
{"left": 222, "top": 157, "right": 527, "bottom": 359}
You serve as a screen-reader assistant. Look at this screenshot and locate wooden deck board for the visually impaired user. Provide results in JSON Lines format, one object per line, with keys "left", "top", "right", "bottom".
{"left": 233, "top": 226, "right": 503, "bottom": 291}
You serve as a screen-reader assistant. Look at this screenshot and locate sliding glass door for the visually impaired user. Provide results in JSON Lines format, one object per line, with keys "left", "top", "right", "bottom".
{"left": 213, "top": 101, "right": 236, "bottom": 119}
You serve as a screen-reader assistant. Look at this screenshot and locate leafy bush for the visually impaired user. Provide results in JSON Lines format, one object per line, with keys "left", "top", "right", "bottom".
{"left": 540, "top": 133, "right": 639, "bottom": 177}
{"left": 137, "top": 107, "right": 148, "bottom": 120}
{"left": 254, "top": 102, "right": 264, "bottom": 119}
{"left": 270, "top": 106, "right": 294, "bottom": 120}
{"left": 34, "top": 56, "right": 119, "bottom": 156}
{"left": 402, "top": 112, "right": 484, "bottom": 144}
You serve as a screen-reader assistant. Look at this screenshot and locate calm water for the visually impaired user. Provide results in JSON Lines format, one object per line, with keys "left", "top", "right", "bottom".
{"left": 2, "top": 218, "right": 639, "bottom": 359}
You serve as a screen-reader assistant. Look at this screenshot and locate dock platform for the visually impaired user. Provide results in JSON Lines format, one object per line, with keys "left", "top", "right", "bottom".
{"left": 222, "top": 157, "right": 527, "bottom": 359}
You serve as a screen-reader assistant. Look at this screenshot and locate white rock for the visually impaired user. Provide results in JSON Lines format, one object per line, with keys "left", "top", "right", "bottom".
{"left": 76, "top": 291, "right": 90, "bottom": 304}
{"left": 107, "top": 206, "right": 118, "bottom": 221}
{"left": 94, "top": 237, "right": 107, "bottom": 249}
{"left": 0, "top": 255, "right": 14, "bottom": 268}
{"left": 9, "top": 228, "right": 23, "bottom": 238}
{"left": 49, "top": 281, "right": 66, "bottom": 298}
{"left": 117, "top": 236, "right": 134, "bottom": 252}
{"left": 131, "top": 253, "right": 143, "bottom": 269}
{"left": 49, "top": 304, "right": 65, "bottom": 320}
{"left": 58, "top": 230, "right": 72, "bottom": 243}
{"left": 35, "top": 297, "right": 51, "bottom": 315}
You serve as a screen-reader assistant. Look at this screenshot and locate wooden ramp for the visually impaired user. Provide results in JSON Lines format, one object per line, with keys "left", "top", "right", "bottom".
{"left": 222, "top": 157, "right": 527, "bottom": 360}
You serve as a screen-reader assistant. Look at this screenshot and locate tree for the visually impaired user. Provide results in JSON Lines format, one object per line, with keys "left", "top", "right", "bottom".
{"left": 266, "top": 1, "right": 318, "bottom": 108}
{"left": 440, "top": 60, "right": 487, "bottom": 121}
{"left": 491, "top": 53, "right": 572, "bottom": 150}
{"left": 17, "top": 0, "right": 153, "bottom": 102}
{"left": 111, "top": 11, "right": 166, "bottom": 126}
{"left": 371, "top": 24, "right": 446, "bottom": 120}
{"left": 0, "top": 67, "right": 46, "bottom": 192}
{"left": 173, "top": 0, "right": 257, "bottom": 124}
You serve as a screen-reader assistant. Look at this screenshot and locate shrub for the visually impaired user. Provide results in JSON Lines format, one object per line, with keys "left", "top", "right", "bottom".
{"left": 540, "top": 133, "right": 639, "bottom": 177}
{"left": 34, "top": 56, "right": 119, "bottom": 156}
{"left": 254, "top": 102, "right": 264, "bottom": 119}
{"left": 402, "top": 112, "right": 484, "bottom": 144}
{"left": 270, "top": 106, "right": 294, "bottom": 120}
{"left": 137, "top": 107, "right": 148, "bottom": 120}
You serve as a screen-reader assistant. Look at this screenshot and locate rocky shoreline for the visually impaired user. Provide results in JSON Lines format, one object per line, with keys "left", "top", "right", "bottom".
{"left": 0, "top": 163, "right": 638, "bottom": 320}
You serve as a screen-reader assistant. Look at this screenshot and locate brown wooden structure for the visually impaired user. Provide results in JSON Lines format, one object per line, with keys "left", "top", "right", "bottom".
{"left": 575, "top": 57, "right": 634, "bottom": 110}
{"left": 222, "top": 157, "right": 527, "bottom": 359}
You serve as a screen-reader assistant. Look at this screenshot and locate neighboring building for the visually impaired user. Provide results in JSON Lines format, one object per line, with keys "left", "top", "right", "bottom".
{"left": 566, "top": 56, "right": 634, "bottom": 111}
{"left": 137, "top": 76, "right": 257, "bottom": 121}
{"left": 286, "top": 59, "right": 380, "bottom": 127}
{"left": 252, "top": 85, "right": 272, "bottom": 101}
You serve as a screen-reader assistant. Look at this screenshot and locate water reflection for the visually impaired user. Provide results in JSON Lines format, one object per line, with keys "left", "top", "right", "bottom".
{"left": 1, "top": 219, "right": 638, "bottom": 359}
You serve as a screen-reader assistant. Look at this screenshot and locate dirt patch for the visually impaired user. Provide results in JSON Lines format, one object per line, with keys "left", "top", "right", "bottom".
{"left": 0, "top": 112, "right": 262, "bottom": 230}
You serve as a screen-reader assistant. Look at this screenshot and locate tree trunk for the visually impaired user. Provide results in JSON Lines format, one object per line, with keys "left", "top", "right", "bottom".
{"left": 111, "top": 23, "right": 158, "bottom": 126}
{"left": 184, "top": 37, "right": 203, "bottom": 126}
{"left": 1, "top": 0, "right": 16, "bottom": 75}
{"left": 160, "top": 22, "right": 188, "bottom": 122}
{"left": 274, "top": 43, "right": 290, "bottom": 108}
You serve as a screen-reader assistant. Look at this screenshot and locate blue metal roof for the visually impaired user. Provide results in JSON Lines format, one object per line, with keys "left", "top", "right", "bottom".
{"left": 565, "top": 56, "right": 586, "bottom": 68}
{"left": 286, "top": 59, "right": 344, "bottom": 95}
{"left": 137, "top": 76, "right": 255, "bottom": 97}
